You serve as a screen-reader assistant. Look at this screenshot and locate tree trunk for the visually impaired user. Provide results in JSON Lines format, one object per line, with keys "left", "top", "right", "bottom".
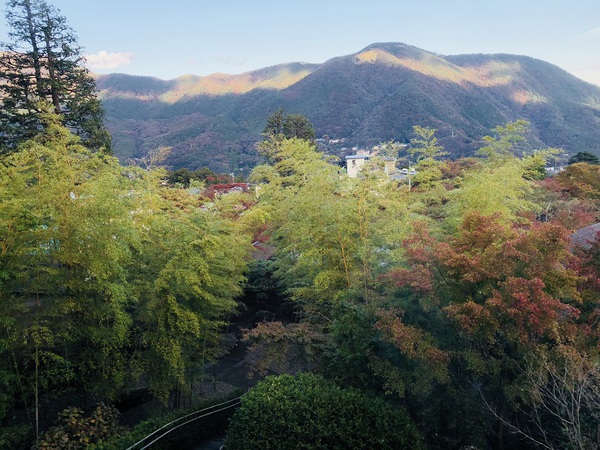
{"left": 42, "top": 19, "right": 61, "bottom": 113}
{"left": 23, "top": 0, "right": 44, "bottom": 95}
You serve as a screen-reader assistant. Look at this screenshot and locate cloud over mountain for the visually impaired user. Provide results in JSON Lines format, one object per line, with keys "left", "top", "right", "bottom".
{"left": 86, "top": 51, "right": 134, "bottom": 70}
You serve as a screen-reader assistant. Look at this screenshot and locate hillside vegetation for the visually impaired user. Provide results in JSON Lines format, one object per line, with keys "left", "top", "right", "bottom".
{"left": 227, "top": 128, "right": 599, "bottom": 449}
{"left": 1, "top": 3, "right": 599, "bottom": 447}
{"left": 97, "top": 42, "right": 600, "bottom": 172}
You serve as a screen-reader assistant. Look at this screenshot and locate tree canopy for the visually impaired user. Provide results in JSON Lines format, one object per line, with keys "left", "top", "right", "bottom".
{"left": 263, "top": 108, "right": 315, "bottom": 143}
{"left": 241, "top": 128, "right": 599, "bottom": 449}
{"left": 568, "top": 151, "right": 599, "bottom": 165}
{"left": 0, "top": 113, "right": 255, "bottom": 442}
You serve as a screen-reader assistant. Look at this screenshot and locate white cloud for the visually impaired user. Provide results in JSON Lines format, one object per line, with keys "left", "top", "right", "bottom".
{"left": 586, "top": 27, "right": 600, "bottom": 37}
{"left": 84, "top": 51, "right": 134, "bottom": 70}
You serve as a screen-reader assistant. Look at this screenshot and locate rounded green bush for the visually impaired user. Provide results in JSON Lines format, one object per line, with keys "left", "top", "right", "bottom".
{"left": 224, "top": 373, "right": 423, "bottom": 450}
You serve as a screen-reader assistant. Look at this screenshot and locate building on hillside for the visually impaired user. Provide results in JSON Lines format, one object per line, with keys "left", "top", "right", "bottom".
{"left": 345, "top": 151, "right": 410, "bottom": 180}
{"left": 544, "top": 166, "right": 565, "bottom": 176}
{"left": 345, "top": 153, "right": 371, "bottom": 177}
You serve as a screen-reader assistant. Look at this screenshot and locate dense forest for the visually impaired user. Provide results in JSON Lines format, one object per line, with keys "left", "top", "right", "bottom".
{"left": 1, "top": 1, "right": 599, "bottom": 449}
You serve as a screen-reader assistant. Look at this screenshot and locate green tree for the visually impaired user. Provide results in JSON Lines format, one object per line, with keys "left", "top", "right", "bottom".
{"left": 444, "top": 131, "right": 561, "bottom": 229}
{"left": 407, "top": 126, "right": 449, "bottom": 191}
{"left": 263, "top": 108, "right": 315, "bottom": 143}
{"left": 251, "top": 137, "right": 409, "bottom": 307}
{"left": 445, "top": 157, "right": 535, "bottom": 228}
{"left": 0, "top": 114, "right": 254, "bottom": 441}
{"left": 0, "top": 0, "right": 111, "bottom": 152}
{"left": 568, "top": 151, "right": 600, "bottom": 165}
{"left": 409, "top": 125, "right": 447, "bottom": 161}
{"left": 0, "top": 112, "right": 137, "bottom": 438}
{"left": 477, "top": 120, "right": 530, "bottom": 160}
{"left": 130, "top": 185, "right": 252, "bottom": 402}
{"left": 245, "top": 137, "right": 418, "bottom": 400}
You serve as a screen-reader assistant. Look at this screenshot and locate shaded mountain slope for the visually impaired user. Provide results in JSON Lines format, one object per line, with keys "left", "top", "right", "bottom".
{"left": 97, "top": 42, "right": 600, "bottom": 172}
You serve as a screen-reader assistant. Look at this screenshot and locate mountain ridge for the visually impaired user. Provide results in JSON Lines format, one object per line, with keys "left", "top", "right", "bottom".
{"left": 96, "top": 42, "right": 600, "bottom": 172}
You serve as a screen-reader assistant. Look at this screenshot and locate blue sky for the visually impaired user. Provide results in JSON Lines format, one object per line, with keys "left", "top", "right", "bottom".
{"left": 2, "top": 0, "right": 599, "bottom": 85}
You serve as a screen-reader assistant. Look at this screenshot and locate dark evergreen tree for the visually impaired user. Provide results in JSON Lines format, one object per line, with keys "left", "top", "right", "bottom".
{"left": 0, "top": 0, "right": 111, "bottom": 153}
{"left": 568, "top": 151, "right": 599, "bottom": 165}
{"left": 263, "top": 108, "right": 315, "bottom": 143}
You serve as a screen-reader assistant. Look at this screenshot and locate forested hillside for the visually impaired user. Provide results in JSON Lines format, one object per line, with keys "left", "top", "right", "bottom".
{"left": 97, "top": 42, "right": 600, "bottom": 172}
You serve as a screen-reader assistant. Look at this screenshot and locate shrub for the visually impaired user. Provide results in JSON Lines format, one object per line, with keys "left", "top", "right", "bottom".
{"left": 35, "top": 403, "right": 125, "bottom": 449}
{"left": 224, "top": 373, "right": 423, "bottom": 449}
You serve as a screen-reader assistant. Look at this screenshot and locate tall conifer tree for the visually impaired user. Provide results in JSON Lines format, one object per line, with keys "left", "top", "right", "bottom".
{"left": 0, "top": 0, "right": 111, "bottom": 152}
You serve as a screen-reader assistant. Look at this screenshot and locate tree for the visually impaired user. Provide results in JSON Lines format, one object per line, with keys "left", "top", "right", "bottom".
{"left": 0, "top": 114, "right": 254, "bottom": 442}
{"left": 131, "top": 185, "right": 252, "bottom": 402}
{"left": 409, "top": 125, "right": 447, "bottom": 161}
{"left": 0, "top": 112, "right": 137, "bottom": 439}
{"left": 555, "top": 162, "right": 600, "bottom": 199}
{"left": 445, "top": 157, "right": 535, "bottom": 228}
{"left": 382, "top": 212, "right": 593, "bottom": 448}
{"left": 568, "top": 151, "right": 599, "bottom": 165}
{"left": 407, "top": 126, "right": 448, "bottom": 191}
{"left": 250, "top": 137, "right": 412, "bottom": 308}
{"left": 263, "top": 108, "right": 315, "bottom": 143}
{"left": 483, "top": 348, "right": 599, "bottom": 450}
{"left": 477, "top": 120, "right": 531, "bottom": 160}
{"left": 0, "top": 0, "right": 111, "bottom": 152}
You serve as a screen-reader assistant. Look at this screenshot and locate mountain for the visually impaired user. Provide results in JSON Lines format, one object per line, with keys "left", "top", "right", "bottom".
{"left": 97, "top": 43, "right": 600, "bottom": 172}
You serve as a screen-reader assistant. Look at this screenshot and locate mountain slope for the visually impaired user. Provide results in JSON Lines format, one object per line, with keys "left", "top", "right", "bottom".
{"left": 97, "top": 43, "right": 600, "bottom": 172}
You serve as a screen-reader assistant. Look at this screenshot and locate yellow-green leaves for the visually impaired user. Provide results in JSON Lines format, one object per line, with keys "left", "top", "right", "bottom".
{"left": 477, "top": 119, "right": 530, "bottom": 161}
{"left": 409, "top": 125, "right": 448, "bottom": 161}
{"left": 0, "top": 118, "right": 254, "bottom": 412}
{"left": 446, "top": 158, "right": 535, "bottom": 229}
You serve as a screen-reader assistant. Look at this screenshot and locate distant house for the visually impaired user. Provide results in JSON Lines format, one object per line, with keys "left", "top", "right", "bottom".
{"left": 545, "top": 166, "right": 565, "bottom": 176}
{"left": 345, "top": 152, "right": 413, "bottom": 180}
{"left": 345, "top": 154, "right": 371, "bottom": 178}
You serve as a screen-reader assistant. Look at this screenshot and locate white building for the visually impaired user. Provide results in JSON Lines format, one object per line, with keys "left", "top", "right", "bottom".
{"left": 345, "top": 154, "right": 371, "bottom": 177}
